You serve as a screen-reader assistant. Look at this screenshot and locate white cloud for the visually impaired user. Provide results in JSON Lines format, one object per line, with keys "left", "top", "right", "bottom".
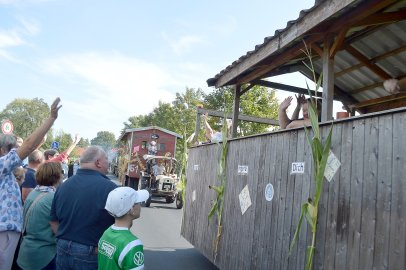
{"left": 0, "top": 16, "right": 40, "bottom": 60}
{"left": 17, "top": 17, "right": 40, "bottom": 36}
{"left": 39, "top": 51, "right": 178, "bottom": 138}
{"left": 162, "top": 32, "right": 208, "bottom": 55}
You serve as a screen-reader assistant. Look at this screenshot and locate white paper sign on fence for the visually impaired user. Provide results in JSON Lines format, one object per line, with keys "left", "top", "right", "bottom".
{"left": 192, "top": 190, "right": 196, "bottom": 202}
{"left": 291, "top": 162, "right": 305, "bottom": 174}
{"left": 194, "top": 165, "right": 199, "bottom": 171}
{"left": 238, "top": 165, "right": 249, "bottom": 175}
{"left": 239, "top": 185, "right": 252, "bottom": 215}
{"left": 324, "top": 150, "right": 341, "bottom": 182}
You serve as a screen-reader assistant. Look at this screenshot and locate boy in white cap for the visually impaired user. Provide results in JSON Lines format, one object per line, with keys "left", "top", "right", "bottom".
{"left": 98, "top": 187, "right": 149, "bottom": 270}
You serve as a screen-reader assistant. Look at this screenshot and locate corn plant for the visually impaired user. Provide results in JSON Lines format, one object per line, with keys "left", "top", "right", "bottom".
{"left": 177, "top": 128, "right": 189, "bottom": 208}
{"left": 289, "top": 42, "right": 333, "bottom": 270}
{"left": 208, "top": 112, "right": 229, "bottom": 262}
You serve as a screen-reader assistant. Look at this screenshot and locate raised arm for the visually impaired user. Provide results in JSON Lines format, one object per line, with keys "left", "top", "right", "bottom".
{"left": 17, "top": 98, "right": 61, "bottom": 160}
{"left": 62, "top": 134, "right": 81, "bottom": 156}
{"left": 202, "top": 112, "right": 214, "bottom": 140}
{"left": 278, "top": 97, "right": 293, "bottom": 130}
{"left": 291, "top": 94, "right": 305, "bottom": 120}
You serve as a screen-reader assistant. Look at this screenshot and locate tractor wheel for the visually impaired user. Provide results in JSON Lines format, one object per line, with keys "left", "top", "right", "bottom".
{"left": 175, "top": 193, "right": 183, "bottom": 209}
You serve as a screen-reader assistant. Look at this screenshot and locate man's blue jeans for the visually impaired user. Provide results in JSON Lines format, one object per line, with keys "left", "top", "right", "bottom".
{"left": 56, "top": 239, "right": 98, "bottom": 270}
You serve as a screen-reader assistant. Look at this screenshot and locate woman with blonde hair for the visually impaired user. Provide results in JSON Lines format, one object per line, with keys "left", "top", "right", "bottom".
{"left": 17, "top": 162, "right": 63, "bottom": 270}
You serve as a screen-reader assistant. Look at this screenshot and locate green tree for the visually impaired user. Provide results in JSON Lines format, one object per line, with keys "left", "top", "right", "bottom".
{"left": 77, "top": 138, "right": 90, "bottom": 148}
{"left": 0, "top": 98, "right": 50, "bottom": 138}
{"left": 91, "top": 131, "right": 116, "bottom": 152}
{"left": 203, "top": 85, "right": 279, "bottom": 136}
{"left": 53, "top": 130, "right": 74, "bottom": 152}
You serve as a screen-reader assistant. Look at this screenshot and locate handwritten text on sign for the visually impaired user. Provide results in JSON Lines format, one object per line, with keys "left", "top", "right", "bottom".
{"left": 238, "top": 165, "right": 248, "bottom": 175}
{"left": 291, "top": 162, "right": 305, "bottom": 174}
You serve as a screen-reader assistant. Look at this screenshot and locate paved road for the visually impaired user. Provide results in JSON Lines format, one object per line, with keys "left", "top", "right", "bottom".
{"left": 108, "top": 174, "right": 218, "bottom": 270}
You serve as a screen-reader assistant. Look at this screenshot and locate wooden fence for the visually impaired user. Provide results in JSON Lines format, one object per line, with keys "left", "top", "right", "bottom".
{"left": 181, "top": 108, "right": 406, "bottom": 270}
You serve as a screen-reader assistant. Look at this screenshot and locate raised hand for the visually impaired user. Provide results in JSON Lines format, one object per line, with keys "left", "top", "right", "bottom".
{"left": 50, "top": 98, "right": 62, "bottom": 119}
{"left": 280, "top": 96, "right": 293, "bottom": 111}
{"left": 296, "top": 94, "right": 306, "bottom": 105}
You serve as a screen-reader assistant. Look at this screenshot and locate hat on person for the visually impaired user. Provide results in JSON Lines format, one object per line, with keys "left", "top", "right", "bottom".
{"left": 105, "top": 187, "right": 149, "bottom": 218}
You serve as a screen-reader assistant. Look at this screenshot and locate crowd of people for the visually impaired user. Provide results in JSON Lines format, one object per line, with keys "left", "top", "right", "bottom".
{"left": 0, "top": 98, "right": 147, "bottom": 270}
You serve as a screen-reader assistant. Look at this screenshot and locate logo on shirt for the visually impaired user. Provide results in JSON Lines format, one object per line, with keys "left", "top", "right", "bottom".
{"left": 133, "top": 251, "right": 144, "bottom": 266}
{"left": 99, "top": 240, "right": 116, "bottom": 259}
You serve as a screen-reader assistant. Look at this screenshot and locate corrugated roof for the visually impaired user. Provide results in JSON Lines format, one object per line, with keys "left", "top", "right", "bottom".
{"left": 208, "top": 0, "right": 406, "bottom": 108}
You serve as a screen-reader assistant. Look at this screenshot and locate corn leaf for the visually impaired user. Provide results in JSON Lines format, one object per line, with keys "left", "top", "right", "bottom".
{"left": 289, "top": 203, "right": 308, "bottom": 255}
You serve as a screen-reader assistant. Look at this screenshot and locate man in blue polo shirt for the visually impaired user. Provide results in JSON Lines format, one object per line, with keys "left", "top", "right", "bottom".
{"left": 21, "top": 150, "right": 44, "bottom": 202}
{"left": 50, "top": 146, "right": 117, "bottom": 270}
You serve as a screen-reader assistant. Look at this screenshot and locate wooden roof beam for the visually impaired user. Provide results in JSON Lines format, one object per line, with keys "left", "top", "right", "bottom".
{"left": 346, "top": 45, "right": 392, "bottom": 80}
{"left": 336, "top": 45, "right": 406, "bottom": 77}
{"left": 353, "top": 8, "right": 406, "bottom": 28}
{"left": 350, "top": 75, "right": 406, "bottom": 95}
{"left": 196, "top": 107, "right": 279, "bottom": 126}
{"left": 330, "top": 27, "right": 350, "bottom": 57}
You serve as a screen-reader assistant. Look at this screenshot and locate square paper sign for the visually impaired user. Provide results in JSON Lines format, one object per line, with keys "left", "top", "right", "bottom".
{"left": 239, "top": 185, "right": 252, "bottom": 215}
{"left": 324, "top": 150, "right": 341, "bottom": 182}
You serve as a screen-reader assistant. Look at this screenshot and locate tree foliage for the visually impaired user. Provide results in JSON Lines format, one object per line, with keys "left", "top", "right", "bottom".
{"left": 203, "top": 85, "right": 279, "bottom": 137}
{"left": 91, "top": 131, "right": 116, "bottom": 152}
{"left": 0, "top": 98, "right": 50, "bottom": 138}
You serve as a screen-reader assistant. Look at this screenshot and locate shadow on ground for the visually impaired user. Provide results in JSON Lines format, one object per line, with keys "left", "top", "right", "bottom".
{"left": 144, "top": 248, "right": 219, "bottom": 270}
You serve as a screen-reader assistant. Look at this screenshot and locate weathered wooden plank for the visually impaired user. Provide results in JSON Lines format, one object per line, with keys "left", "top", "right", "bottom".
{"left": 218, "top": 141, "right": 239, "bottom": 269}
{"left": 237, "top": 138, "right": 261, "bottom": 269}
{"left": 314, "top": 125, "right": 332, "bottom": 270}
{"left": 272, "top": 131, "right": 293, "bottom": 270}
{"left": 388, "top": 112, "right": 406, "bottom": 269}
{"left": 346, "top": 119, "right": 365, "bottom": 270}
{"left": 288, "top": 129, "right": 305, "bottom": 269}
{"left": 200, "top": 145, "right": 221, "bottom": 261}
{"left": 267, "top": 133, "right": 286, "bottom": 270}
{"left": 323, "top": 123, "right": 343, "bottom": 269}
{"left": 359, "top": 117, "right": 379, "bottom": 269}
{"left": 259, "top": 134, "right": 278, "bottom": 270}
{"left": 334, "top": 120, "right": 353, "bottom": 269}
{"left": 372, "top": 114, "right": 392, "bottom": 269}
{"left": 296, "top": 129, "right": 313, "bottom": 270}
{"left": 280, "top": 131, "right": 298, "bottom": 270}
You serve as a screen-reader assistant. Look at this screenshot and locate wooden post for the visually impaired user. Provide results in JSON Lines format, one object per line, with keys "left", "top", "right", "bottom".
{"left": 232, "top": 85, "right": 241, "bottom": 138}
{"left": 194, "top": 109, "right": 201, "bottom": 143}
{"left": 322, "top": 37, "right": 334, "bottom": 122}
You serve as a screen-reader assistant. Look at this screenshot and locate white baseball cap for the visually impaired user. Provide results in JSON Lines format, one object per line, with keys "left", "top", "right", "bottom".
{"left": 105, "top": 187, "right": 149, "bottom": 218}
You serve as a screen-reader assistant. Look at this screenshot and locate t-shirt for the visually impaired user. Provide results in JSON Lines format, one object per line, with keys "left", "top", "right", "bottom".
{"left": 22, "top": 168, "right": 37, "bottom": 189}
{"left": 98, "top": 225, "right": 144, "bottom": 270}
{"left": 50, "top": 169, "right": 117, "bottom": 246}
{"left": 211, "top": 132, "right": 223, "bottom": 143}
{"left": 17, "top": 190, "right": 56, "bottom": 270}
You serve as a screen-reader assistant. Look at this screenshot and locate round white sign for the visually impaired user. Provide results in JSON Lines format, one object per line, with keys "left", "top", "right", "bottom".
{"left": 265, "top": 183, "right": 274, "bottom": 202}
{"left": 1, "top": 120, "right": 14, "bottom": 134}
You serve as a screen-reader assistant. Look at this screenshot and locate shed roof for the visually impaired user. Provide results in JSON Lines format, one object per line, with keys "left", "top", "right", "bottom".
{"left": 121, "top": 126, "right": 183, "bottom": 140}
{"left": 207, "top": 0, "right": 406, "bottom": 111}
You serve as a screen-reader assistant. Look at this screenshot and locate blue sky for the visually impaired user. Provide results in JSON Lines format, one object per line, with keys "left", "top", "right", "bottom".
{"left": 0, "top": 0, "right": 317, "bottom": 140}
